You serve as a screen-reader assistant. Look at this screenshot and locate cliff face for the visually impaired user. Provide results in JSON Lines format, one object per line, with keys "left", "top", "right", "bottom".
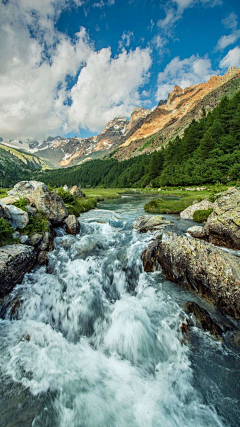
{"left": 114, "top": 66, "right": 240, "bottom": 160}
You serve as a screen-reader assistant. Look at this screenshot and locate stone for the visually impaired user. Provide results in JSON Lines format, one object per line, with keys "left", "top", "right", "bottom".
{"left": 70, "top": 185, "right": 85, "bottom": 198}
{"left": 65, "top": 215, "right": 80, "bottom": 235}
{"left": 37, "top": 250, "right": 48, "bottom": 266}
{"left": 19, "top": 235, "right": 31, "bottom": 245}
{"left": 204, "top": 188, "right": 240, "bottom": 249}
{"left": 28, "top": 186, "right": 68, "bottom": 226}
{"left": 180, "top": 200, "right": 214, "bottom": 220}
{"left": 142, "top": 232, "right": 240, "bottom": 319}
{"left": 184, "top": 302, "right": 222, "bottom": 340}
{"left": 0, "top": 244, "right": 37, "bottom": 297}
{"left": 30, "top": 233, "right": 43, "bottom": 246}
{"left": 63, "top": 185, "right": 68, "bottom": 191}
{"left": 0, "top": 201, "right": 29, "bottom": 229}
{"left": 39, "top": 230, "right": 56, "bottom": 252}
{"left": 186, "top": 225, "right": 208, "bottom": 239}
{"left": 26, "top": 205, "right": 37, "bottom": 216}
{"left": 134, "top": 215, "right": 171, "bottom": 233}
{"left": 0, "top": 196, "right": 19, "bottom": 205}
{"left": 8, "top": 181, "right": 48, "bottom": 198}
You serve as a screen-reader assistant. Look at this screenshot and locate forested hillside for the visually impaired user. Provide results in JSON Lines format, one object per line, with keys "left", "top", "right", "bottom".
{"left": 38, "top": 91, "right": 240, "bottom": 188}
{"left": 0, "top": 148, "right": 38, "bottom": 187}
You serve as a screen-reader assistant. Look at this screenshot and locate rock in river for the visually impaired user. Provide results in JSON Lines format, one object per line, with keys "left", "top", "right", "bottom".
{"left": 65, "top": 215, "right": 80, "bottom": 235}
{"left": 142, "top": 232, "right": 240, "bottom": 319}
{"left": 204, "top": 188, "right": 240, "bottom": 249}
{"left": 134, "top": 215, "right": 171, "bottom": 233}
{"left": 180, "top": 200, "right": 214, "bottom": 220}
{"left": 186, "top": 225, "right": 208, "bottom": 239}
{"left": 0, "top": 244, "right": 37, "bottom": 297}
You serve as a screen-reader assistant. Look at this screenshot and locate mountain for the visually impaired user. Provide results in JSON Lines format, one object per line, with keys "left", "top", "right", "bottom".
{"left": 1, "top": 67, "right": 240, "bottom": 170}
{"left": 32, "top": 107, "right": 151, "bottom": 167}
{"left": 0, "top": 144, "right": 48, "bottom": 169}
{"left": 114, "top": 66, "right": 240, "bottom": 160}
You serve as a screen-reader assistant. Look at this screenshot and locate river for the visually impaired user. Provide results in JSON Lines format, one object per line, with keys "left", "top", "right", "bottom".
{"left": 0, "top": 193, "right": 239, "bottom": 427}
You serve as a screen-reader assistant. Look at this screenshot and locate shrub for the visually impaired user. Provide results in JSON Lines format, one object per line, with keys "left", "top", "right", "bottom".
{"left": 193, "top": 209, "right": 213, "bottom": 223}
{"left": 65, "top": 197, "right": 97, "bottom": 216}
{"left": 0, "top": 218, "right": 14, "bottom": 246}
{"left": 24, "top": 211, "right": 49, "bottom": 235}
{"left": 57, "top": 187, "right": 75, "bottom": 203}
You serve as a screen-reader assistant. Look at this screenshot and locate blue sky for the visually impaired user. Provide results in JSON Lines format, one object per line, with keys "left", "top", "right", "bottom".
{"left": 0, "top": 0, "right": 240, "bottom": 141}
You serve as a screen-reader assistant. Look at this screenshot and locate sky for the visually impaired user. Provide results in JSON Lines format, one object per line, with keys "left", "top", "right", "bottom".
{"left": 0, "top": 0, "right": 240, "bottom": 141}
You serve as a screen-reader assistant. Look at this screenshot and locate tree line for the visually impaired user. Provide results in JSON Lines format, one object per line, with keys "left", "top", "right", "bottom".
{"left": 38, "top": 90, "right": 240, "bottom": 188}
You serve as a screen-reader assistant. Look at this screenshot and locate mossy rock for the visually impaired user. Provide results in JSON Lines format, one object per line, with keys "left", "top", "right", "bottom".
{"left": 193, "top": 209, "right": 213, "bottom": 223}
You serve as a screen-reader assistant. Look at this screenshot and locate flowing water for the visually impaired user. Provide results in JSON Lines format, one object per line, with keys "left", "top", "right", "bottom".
{"left": 0, "top": 194, "right": 239, "bottom": 427}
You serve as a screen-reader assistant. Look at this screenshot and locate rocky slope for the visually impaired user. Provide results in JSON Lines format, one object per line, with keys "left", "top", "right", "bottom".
{"left": 115, "top": 66, "right": 240, "bottom": 160}
{"left": 33, "top": 107, "right": 151, "bottom": 167}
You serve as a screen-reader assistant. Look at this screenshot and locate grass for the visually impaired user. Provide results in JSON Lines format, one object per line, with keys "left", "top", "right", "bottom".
{"left": 144, "top": 196, "right": 199, "bottom": 214}
{"left": 193, "top": 209, "right": 213, "bottom": 223}
{"left": 83, "top": 188, "right": 124, "bottom": 199}
{"left": 0, "top": 188, "right": 10, "bottom": 198}
{"left": 65, "top": 197, "right": 98, "bottom": 216}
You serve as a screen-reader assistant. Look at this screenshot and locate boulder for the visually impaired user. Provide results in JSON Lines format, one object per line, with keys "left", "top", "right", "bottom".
{"left": 186, "top": 225, "right": 208, "bottom": 239}
{"left": 0, "top": 196, "right": 19, "bottom": 205}
{"left": 28, "top": 186, "right": 68, "bottom": 226}
{"left": 142, "top": 233, "right": 240, "bottom": 319}
{"left": 0, "top": 201, "right": 29, "bottom": 229}
{"left": 204, "top": 188, "right": 240, "bottom": 249}
{"left": 0, "top": 244, "right": 37, "bottom": 297}
{"left": 184, "top": 302, "right": 222, "bottom": 340}
{"left": 70, "top": 185, "right": 85, "bottom": 198}
{"left": 134, "top": 215, "right": 172, "bottom": 233}
{"left": 65, "top": 215, "right": 80, "bottom": 235}
{"left": 8, "top": 181, "right": 48, "bottom": 198}
{"left": 180, "top": 199, "right": 214, "bottom": 220}
{"left": 39, "top": 230, "right": 56, "bottom": 252}
{"left": 30, "top": 233, "right": 43, "bottom": 246}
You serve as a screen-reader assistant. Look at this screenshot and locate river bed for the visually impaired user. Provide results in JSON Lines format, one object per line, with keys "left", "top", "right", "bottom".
{"left": 0, "top": 193, "right": 239, "bottom": 427}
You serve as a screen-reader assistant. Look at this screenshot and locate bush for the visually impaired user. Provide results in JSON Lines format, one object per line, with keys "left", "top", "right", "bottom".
{"left": 57, "top": 187, "right": 75, "bottom": 203}
{"left": 193, "top": 209, "right": 213, "bottom": 223}
{"left": 65, "top": 197, "right": 97, "bottom": 216}
{"left": 0, "top": 218, "right": 14, "bottom": 246}
{"left": 24, "top": 211, "right": 49, "bottom": 235}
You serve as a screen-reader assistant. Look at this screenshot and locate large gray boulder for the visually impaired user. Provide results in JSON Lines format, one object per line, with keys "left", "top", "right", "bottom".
{"left": 8, "top": 181, "right": 48, "bottom": 198}
{"left": 0, "top": 244, "right": 37, "bottom": 297}
{"left": 180, "top": 200, "right": 214, "bottom": 220}
{"left": 0, "top": 201, "right": 29, "bottom": 229}
{"left": 142, "top": 232, "right": 240, "bottom": 319}
{"left": 134, "top": 215, "right": 171, "bottom": 233}
{"left": 204, "top": 188, "right": 240, "bottom": 249}
{"left": 28, "top": 185, "right": 68, "bottom": 226}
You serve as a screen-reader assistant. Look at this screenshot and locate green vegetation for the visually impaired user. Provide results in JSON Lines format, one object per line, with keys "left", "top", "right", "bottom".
{"left": 193, "top": 209, "right": 213, "bottom": 223}
{"left": 83, "top": 188, "right": 124, "bottom": 199}
{"left": 38, "top": 91, "right": 240, "bottom": 189}
{"left": 0, "top": 218, "right": 15, "bottom": 246}
{"left": 0, "top": 188, "right": 9, "bottom": 198}
{"left": 24, "top": 211, "right": 50, "bottom": 236}
{"left": 56, "top": 187, "right": 97, "bottom": 215}
{"left": 138, "top": 136, "right": 155, "bottom": 152}
{"left": 13, "top": 197, "right": 28, "bottom": 211}
{"left": 144, "top": 196, "right": 199, "bottom": 214}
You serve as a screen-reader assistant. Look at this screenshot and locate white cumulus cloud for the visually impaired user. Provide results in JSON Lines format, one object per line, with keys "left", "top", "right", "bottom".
{"left": 0, "top": 0, "right": 152, "bottom": 140}
{"left": 156, "top": 55, "right": 214, "bottom": 100}
{"left": 219, "top": 46, "right": 240, "bottom": 69}
{"left": 68, "top": 47, "right": 152, "bottom": 132}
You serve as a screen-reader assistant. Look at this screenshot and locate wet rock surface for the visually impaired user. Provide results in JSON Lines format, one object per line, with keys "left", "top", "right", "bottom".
{"left": 65, "top": 215, "right": 80, "bottom": 235}
{"left": 0, "top": 245, "right": 37, "bottom": 297}
{"left": 142, "top": 232, "right": 240, "bottom": 319}
{"left": 184, "top": 301, "right": 223, "bottom": 341}
{"left": 204, "top": 188, "right": 240, "bottom": 249}
{"left": 134, "top": 215, "right": 172, "bottom": 233}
